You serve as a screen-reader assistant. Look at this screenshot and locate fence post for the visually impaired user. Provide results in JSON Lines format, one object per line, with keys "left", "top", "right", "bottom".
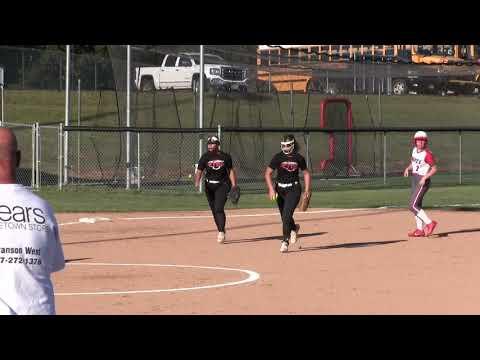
{"left": 1, "top": 84, "right": 4, "bottom": 126}
{"left": 137, "top": 132, "right": 141, "bottom": 190}
{"left": 126, "top": 45, "right": 131, "bottom": 190}
{"left": 290, "top": 82, "right": 294, "bottom": 126}
{"left": 305, "top": 132, "right": 311, "bottom": 169}
{"left": 198, "top": 45, "right": 205, "bottom": 195}
{"left": 94, "top": 61, "right": 97, "bottom": 92}
{"left": 31, "top": 124, "right": 35, "bottom": 189}
{"left": 268, "top": 70, "right": 271, "bottom": 94}
{"left": 362, "top": 64, "right": 366, "bottom": 92}
{"left": 459, "top": 130, "right": 462, "bottom": 185}
{"left": 383, "top": 131, "right": 387, "bottom": 185}
{"left": 353, "top": 62, "right": 356, "bottom": 93}
{"left": 64, "top": 45, "right": 70, "bottom": 185}
{"left": 378, "top": 84, "right": 382, "bottom": 126}
{"left": 387, "top": 64, "right": 392, "bottom": 96}
{"left": 58, "top": 123, "right": 63, "bottom": 190}
{"left": 77, "top": 78, "right": 81, "bottom": 185}
{"left": 326, "top": 71, "right": 329, "bottom": 93}
{"left": 35, "top": 123, "right": 40, "bottom": 189}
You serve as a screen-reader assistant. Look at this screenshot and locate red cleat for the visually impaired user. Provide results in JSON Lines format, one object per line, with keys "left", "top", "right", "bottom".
{"left": 408, "top": 229, "right": 425, "bottom": 237}
{"left": 424, "top": 221, "right": 438, "bottom": 236}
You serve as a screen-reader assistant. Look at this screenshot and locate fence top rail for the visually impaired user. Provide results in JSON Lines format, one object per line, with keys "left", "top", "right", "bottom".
{"left": 38, "top": 125, "right": 60, "bottom": 129}
{"left": 63, "top": 126, "right": 480, "bottom": 133}
{"left": 3, "top": 122, "right": 35, "bottom": 128}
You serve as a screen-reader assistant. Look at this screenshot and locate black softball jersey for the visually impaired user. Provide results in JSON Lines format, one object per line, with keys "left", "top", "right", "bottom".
{"left": 197, "top": 151, "right": 233, "bottom": 183}
{"left": 269, "top": 152, "right": 307, "bottom": 184}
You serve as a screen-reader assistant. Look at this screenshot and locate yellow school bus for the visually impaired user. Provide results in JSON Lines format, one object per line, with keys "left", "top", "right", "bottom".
{"left": 257, "top": 45, "right": 479, "bottom": 92}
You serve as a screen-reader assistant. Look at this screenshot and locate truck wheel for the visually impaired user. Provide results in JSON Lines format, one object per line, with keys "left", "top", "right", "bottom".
{"left": 140, "top": 77, "right": 155, "bottom": 92}
{"left": 392, "top": 79, "right": 407, "bottom": 95}
{"left": 192, "top": 78, "right": 199, "bottom": 94}
{"left": 192, "top": 77, "right": 210, "bottom": 94}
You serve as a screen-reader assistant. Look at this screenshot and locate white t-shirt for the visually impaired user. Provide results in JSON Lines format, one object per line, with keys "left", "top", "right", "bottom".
{"left": 411, "top": 147, "right": 435, "bottom": 176}
{"left": 0, "top": 184, "right": 65, "bottom": 315}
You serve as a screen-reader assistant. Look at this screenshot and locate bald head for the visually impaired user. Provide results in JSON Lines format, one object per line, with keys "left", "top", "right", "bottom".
{"left": 0, "top": 128, "right": 21, "bottom": 184}
{"left": 0, "top": 128, "right": 18, "bottom": 158}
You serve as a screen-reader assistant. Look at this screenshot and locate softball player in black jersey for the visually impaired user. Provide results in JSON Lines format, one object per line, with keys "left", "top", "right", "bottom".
{"left": 195, "top": 136, "right": 237, "bottom": 244}
{"left": 265, "top": 134, "right": 311, "bottom": 253}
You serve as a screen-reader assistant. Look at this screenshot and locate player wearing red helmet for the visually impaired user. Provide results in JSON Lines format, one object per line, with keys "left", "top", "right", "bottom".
{"left": 403, "top": 131, "right": 438, "bottom": 237}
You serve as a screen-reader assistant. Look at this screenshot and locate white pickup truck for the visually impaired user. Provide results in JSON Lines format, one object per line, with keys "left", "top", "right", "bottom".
{"left": 134, "top": 53, "right": 248, "bottom": 93}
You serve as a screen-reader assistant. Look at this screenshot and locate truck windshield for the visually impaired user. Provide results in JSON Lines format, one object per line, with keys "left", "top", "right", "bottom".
{"left": 189, "top": 55, "right": 225, "bottom": 64}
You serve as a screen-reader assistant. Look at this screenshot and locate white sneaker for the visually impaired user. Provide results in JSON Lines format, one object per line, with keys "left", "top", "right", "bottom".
{"left": 290, "top": 224, "right": 300, "bottom": 245}
{"left": 217, "top": 232, "right": 225, "bottom": 244}
{"left": 280, "top": 241, "right": 289, "bottom": 253}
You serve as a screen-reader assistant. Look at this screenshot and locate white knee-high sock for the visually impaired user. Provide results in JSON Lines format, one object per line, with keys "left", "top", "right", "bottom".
{"left": 415, "top": 216, "right": 424, "bottom": 230}
{"left": 416, "top": 210, "right": 431, "bottom": 225}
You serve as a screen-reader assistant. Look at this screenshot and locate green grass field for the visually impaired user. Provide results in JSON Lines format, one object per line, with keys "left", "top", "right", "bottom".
{"left": 4, "top": 89, "right": 480, "bottom": 128}
{"left": 6, "top": 89, "right": 480, "bottom": 195}
{"left": 38, "top": 184, "right": 480, "bottom": 213}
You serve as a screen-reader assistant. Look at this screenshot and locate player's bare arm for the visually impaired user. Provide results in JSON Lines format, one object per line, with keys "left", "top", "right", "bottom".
{"left": 404, "top": 163, "right": 413, "bottom": 177}
{"left": 264, "top": 166, "right": 276, "bottom": 200}
{"left": 303, "top": 169, "right": 311, "bottom": 194}
{"left": 194, "top": 169, "right": 203, "bottom": 189}
{"left": 419, "top": 164, "right": 437, "bottom": 185}
{"left": 229, "top": 168, "right": 237, "bottom": 188}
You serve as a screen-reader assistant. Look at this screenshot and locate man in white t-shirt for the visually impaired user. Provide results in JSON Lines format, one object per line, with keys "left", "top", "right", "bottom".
{"left": 0, "top": 128, "right": 65, "bottom": 315}
{"left": 403, "top": 131, "right": 438, "bottom": 237}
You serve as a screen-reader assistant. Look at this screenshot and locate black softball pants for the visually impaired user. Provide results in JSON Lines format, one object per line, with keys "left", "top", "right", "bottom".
{"left": 275, "top": 183, "right": 302, "bottom": 243}
{"left": 205, "top": 182, "right": 231, "bottom": 232}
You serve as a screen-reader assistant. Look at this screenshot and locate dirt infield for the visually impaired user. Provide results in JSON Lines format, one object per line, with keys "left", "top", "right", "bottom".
{"left": 53, "top": 207, "right": 480, "bottom": 314}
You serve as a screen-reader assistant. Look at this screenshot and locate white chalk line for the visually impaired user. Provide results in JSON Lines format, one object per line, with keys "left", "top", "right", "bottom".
{"left": 59, "top": 217, "right": 112, "bottom": 227}
{"left": 57, "top": 208, "right": 387, "bottom": 226}
{"left": 380, "top": 203, "right": 480, "bottom": 209}
{"left": 59, "top": 203, "right": 480, "bottom": 226}
{"left": 119, "top": 207, "right": 381, "bottom": 221}
{"left": 55, "top": 263, "right": 260, "bottom": 296}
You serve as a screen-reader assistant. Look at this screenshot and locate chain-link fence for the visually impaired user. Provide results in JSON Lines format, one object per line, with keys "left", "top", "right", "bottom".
{"left": 59, "top": 126, "right": 480, "bottom": 193}
{"left": 3, "top": 121, "right": 480, "bottom": 193}
{"left": 2, "top": 122, "right": 60, "bottom": 189}
{"left": 5, "top": 122, "right": 35, "bottom": 187}
{"left": 1, "top": 45, "right": 480, "bottom": 193}
{"left": 1, "top": 45, "right": 479, "bottom": 131}
{"left": 37, "top": 124, "right": 61, "bottom": 188}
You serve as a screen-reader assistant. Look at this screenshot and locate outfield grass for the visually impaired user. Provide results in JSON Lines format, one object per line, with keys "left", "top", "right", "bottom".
{"left": 7, "top": 89, "right": 480, "bottom": 194}
{"left": 4, "top": 89, "right": 480, "bottom": 127}
{"left": 37, "top": 184, "right": 480, "bottom": 213}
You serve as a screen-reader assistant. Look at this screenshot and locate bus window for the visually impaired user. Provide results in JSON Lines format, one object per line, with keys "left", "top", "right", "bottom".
{"left": 310, "top": 46, "right": 319, "bottom": 62}
{"left": 290, "top": 48, "right": 299, "bottom": 64}
{"left": 330, "top": 45, "right": 339, "bottom": 61}
{"left": 299, "top": 49, "right": 308, "bottom": 63}
{"left": 280, "top": 48, "right": 289, "bottom": 64}
{"left": 320, "top": 45, "right": 328, "bottom": 62}
{"left": 270, "top": 49, "right": 280, "bottom": 65}
{"left": 259, "top": 51, "right": 269, "bottom": 66}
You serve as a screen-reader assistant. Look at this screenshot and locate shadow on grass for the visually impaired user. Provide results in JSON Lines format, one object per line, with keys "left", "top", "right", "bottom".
{"left": 289, "top": 239, "right": 407, "bottom": 253}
